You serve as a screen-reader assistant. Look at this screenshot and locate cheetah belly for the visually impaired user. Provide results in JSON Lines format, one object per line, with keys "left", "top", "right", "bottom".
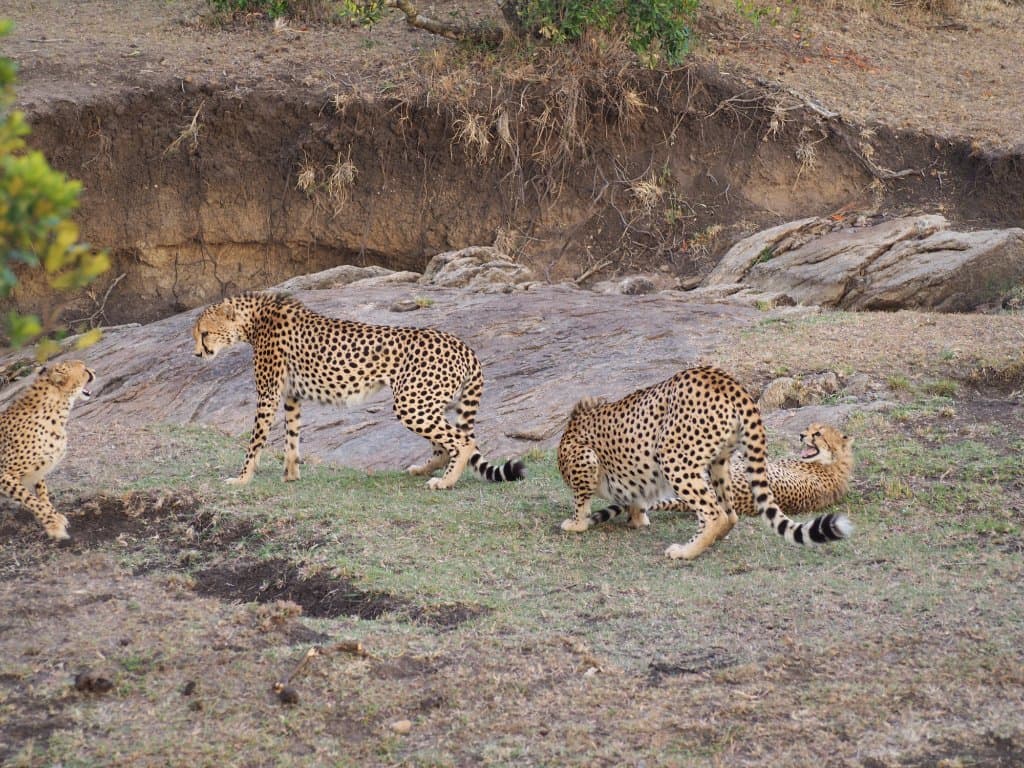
{"left": 289, "top": 374, "right": 387, "bottom": 406}
{"left": 340, "top": 380, "right": 387, "bottom": 406}
{"left": 597, "top": 465, "right": 675, "bottom": 508}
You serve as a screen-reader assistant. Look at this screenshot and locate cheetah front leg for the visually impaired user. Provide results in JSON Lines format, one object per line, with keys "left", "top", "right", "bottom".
{"left": 708, "top": 449, "right": 739, "bottom": 540}
{"left": 627, "top": 505, "right": 651, "bottom": 529}
{"left": 228, "top": 391, "right": 280, "bottom": 486}
{"left": 1, "top": 473, "right": 68, "bottom": 541}
{"left": 283, "top": 395, "right": 302, "bottom": 482}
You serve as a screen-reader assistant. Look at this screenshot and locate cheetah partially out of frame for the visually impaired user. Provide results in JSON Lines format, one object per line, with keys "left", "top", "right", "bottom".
{"left": 0, "top": 360, "right": 95, "bottom": 540}
{"left": 590, "top": 422, "right": 854, "bottom": 525}
{"left": 192, "top": 292, "right": 525, "bottom": 489}
{"left": 557, "top": 366, "right": 852, "bottom": 561}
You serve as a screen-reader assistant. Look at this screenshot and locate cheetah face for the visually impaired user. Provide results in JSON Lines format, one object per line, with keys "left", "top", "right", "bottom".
{"left": 799, "top": 423, "right": 851, "bottom": 465}
{"left": 44, "top": 360, "right": 96, "bottom": 402}
{"left": 192, "top": 304, "right": 239, "bottom": 359}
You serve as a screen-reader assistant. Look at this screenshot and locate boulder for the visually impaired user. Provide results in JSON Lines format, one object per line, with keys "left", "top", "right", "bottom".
{"left": 274, "top": 265, "right": 419, "bottom": 292}
{"left": 704, "top": 215, "right": 1024, "bottom": 312}
{"left": 420, "top": 246, "right": 534, "bottom": 292}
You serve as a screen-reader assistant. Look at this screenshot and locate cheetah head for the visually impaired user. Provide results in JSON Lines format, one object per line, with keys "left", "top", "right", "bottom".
{"left": 42, "top": 360, "right": 96, "bottom": 403}
{"left": 799, "top": 423, "right": 853, "bottom": 465}
{"left": 192, "top": 302, "right": 241, "bottom": 359}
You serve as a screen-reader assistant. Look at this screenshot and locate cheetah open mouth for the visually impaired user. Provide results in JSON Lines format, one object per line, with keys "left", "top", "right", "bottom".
{"left": 80, "top": 386, "right": 92, "bottom": 400}
{"left": 800, "top": 445, "right": 819, "bottom": 459}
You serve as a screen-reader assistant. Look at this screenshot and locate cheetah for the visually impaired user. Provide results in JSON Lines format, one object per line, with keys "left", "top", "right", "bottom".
{"left": 590, "top": 422, "right": 854, "bottom": 525}
{"left": 557, "top": 366, "right": 852, "bottom": 561}
{"left": 0, "top": 360, "right": 95, "bottom": 540}
{"left": 191, "top": 292, "right": 525, "bottom": 489}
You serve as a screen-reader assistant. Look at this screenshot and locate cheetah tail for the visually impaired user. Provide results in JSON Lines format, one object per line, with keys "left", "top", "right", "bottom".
{"left": 759, "top": 507, "right": 854, "bottom": 546}
{"left": 589, "top": 504, "right": 625, "bottom": 526}
{"left": 469, "top": 452, "right": 527, "bottom": 483}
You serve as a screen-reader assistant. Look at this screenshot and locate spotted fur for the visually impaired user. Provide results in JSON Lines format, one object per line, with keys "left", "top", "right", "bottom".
{"left": 0, "top": 360, "right": 95, "bottom": 540}
{"left": 191, "top": 293, "right": 525, "bottom": 488}
{"left": 591, "top": 422, "right": 854, "bottom": 524}
{"left": 557, "top": 367, "right": 852, "bottom": 561}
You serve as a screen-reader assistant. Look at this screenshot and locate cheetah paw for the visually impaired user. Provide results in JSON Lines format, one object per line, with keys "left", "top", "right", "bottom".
{"left": 224, "top": 476, "right": 251, "bottom": 486}
{"left": 45, "top": 516, "right": 70, "bottom": 541}
{"left": 627, "top": 513, "right": 650, "bottom": 529}
{"left": 560, "top": 518, "right": 592, "bottom": 533}
{"left": 426, "top": 477, "right": 454, "bottom": 491}
{"left": 406, "top": 463, "right": 432, "bottom": 477}
{"left": 664, "top": 542, "right": 701, "bottom": 560}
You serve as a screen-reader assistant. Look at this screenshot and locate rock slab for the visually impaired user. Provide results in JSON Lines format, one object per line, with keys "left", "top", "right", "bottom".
{"left": 703, "top": 215, "right": 1024, "bottom": 312}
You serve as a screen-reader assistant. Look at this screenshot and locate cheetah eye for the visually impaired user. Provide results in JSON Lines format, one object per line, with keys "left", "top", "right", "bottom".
{"left": 813, "top": 431, "right": 821, "bottom": 438}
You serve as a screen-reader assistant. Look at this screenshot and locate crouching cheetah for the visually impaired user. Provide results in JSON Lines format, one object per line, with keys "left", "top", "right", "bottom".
{"left": 0, "top": 361, "right": 95, "bottom": 540}
{"left": 590, "top": 422, "right": 854, "bottom": 525}
{"left": 192, "top": 292, "right": 525, "bottom": 489}
{"left": 557, "top": 366, "right": 852, "bottom": 561}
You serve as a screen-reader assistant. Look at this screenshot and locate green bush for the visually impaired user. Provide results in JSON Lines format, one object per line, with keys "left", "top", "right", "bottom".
{"left": 1, "top": 20, "right": 109, "bottom": 358}
{"left": 518, "top": 0, "right": 700, "bottom": 64}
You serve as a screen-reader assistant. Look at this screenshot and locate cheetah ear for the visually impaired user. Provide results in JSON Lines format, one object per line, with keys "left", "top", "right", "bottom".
{"left": 221, "top": 303, "right": 236, "bottom": 321}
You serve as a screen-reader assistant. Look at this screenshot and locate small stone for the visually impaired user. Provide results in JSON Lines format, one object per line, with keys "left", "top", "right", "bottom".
{"left": 275, "top": 684, "right": 299, "bottom": 705}
{"left": 74, "top": 672, "right": 114, "bottom": 694}
{"left": 389, "top": 299, "right": 421, "bottom": 313}
{"left": 390, "top": 719, "right": 413, "bottom": 735}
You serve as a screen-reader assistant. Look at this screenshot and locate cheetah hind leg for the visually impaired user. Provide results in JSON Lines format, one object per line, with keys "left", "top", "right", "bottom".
{"left": 427, "top": 439, "right": 475, "bottom": 490}
{"left": 407, "top": 443, "right": 449, "bottom": 477}
{"left": 658, "top": 478, "right": 732, "bottom": 561}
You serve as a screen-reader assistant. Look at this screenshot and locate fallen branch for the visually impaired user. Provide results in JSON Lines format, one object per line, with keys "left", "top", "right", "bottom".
{"left": 385, "top": 0, "right": 504, "bottom": 45}
{"left": 574, "top": 259, "right": 612, "bottom": 285}
{"left": 272, "top": 640, "right": 373, "bottom": 704}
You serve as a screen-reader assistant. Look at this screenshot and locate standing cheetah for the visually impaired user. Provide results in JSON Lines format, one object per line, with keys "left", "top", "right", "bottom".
{"left": 192, "top": 293, "right": 525, "bottom": 489}
{"left": 557, "top": 367, "right": 852, "bottom": 560}
{"left": 0, "top": 360, "right": 95, "bottom": 540}
{"left": 589, "top": 422, "right": 854, "bottom": 525}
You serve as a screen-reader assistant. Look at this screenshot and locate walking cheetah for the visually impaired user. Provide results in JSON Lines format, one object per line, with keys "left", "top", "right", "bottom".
{"left": 191, "top": 293, "right": 525, "bottom": 489}
{"left": 557, "top": 367, "right": 852, "bottom": 560}
{"left": 0, "top": 360, "right": 95, "bottom": 540}
{"left": 590, "top": 422, "right": 854, "bottom": 525}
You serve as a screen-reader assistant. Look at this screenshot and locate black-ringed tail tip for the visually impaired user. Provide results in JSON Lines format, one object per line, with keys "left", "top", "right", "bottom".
{"left": 470, "top": 453, "right": 527, "bottom": 482}
{"left": 762, "top": 506, "right": 854, "bottom": 545}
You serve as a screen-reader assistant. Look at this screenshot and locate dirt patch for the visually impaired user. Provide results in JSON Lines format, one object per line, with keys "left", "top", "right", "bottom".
{"left": 0, "top": 489, "right": 247, "bottom": 552}
{"left": 191, "top": 558, "right": 486, "bottom": 628}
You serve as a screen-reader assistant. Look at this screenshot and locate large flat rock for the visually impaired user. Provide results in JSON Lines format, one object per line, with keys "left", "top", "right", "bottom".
{"left": 705, "top": 215, "right": 1024, "bottom": 312}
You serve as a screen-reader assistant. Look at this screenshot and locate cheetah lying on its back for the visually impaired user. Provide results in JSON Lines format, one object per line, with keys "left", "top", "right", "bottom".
{"left": 192, "top": 292, "right": 525, "bottom": 489}
{"left": 590, "top": 422, "right": 854, "bottom": 525}
{"left": 0, "top": 361, "right": 95, "bottom": 540}
{"left": 558, "top": 366, "right": 852, "bottom": 561}
{"left": 728, "top": 423, "right": 853, "bottom": 517}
